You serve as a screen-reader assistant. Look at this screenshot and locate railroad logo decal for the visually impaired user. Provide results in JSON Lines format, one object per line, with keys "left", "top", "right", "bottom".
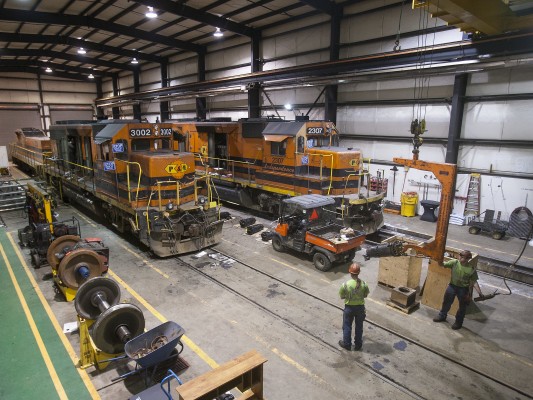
{"left": 200, "top": 145, "right": 207, "bottom": 155}
{"left": 112, "top": 143, "right": 124, "bottom": 153}
{"left": 103, "top": 161, "right": 116, "bottom": 171}
{"left": 349, "top": 159, "right": 358, "bottom": 167}
{"left": 165, "top": 162, "right": 188, "bottom": 178}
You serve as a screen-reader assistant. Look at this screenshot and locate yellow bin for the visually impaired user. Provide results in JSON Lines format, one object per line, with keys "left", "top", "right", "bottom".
{"left": 400, "top": 192, "right": 418, "bottom": 217}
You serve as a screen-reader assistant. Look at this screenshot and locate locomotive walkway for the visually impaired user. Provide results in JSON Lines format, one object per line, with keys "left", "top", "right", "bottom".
{"left": 0, "top": 228, "right": 98, "bottom": 400}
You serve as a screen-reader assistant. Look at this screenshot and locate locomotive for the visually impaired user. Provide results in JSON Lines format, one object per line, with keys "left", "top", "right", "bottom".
{"left": 10, "top": 127, "right": 52, "bottom": 173}
{"left": 11, "top": 120, "right": 224, "bottom": 257}
{"left": 172, "top": 118, "right": 385, "bottom": 234}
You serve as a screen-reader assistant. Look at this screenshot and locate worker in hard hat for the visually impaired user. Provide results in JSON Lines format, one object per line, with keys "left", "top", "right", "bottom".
{"left": 338, "top": 262, "right": 369, "bottom": 351}
{"left": 433, "top": 250, "right": 480, "bottom": 330}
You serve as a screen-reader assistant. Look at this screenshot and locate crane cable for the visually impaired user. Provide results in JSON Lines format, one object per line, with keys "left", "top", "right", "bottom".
{"left": 393, "top": 0, "right": 408, "bottom": 52}
{"left": 410, "top": 0, "right": 441, "bottom": 157}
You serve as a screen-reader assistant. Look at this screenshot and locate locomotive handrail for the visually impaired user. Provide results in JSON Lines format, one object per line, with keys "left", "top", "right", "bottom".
{"left": 305, "top": 153, "right": 334, "bottom": 195}
{"left": 113, "top": 159, "right": 142, "bottom": 204}
{"left": 154, "top": 180, "right": 182, "bottom": 211}
{"left": 9, "top": 143, "right": 52, "bottom": 170}
{"left": 194, "top": 154, "right": 256, "bottom": 184}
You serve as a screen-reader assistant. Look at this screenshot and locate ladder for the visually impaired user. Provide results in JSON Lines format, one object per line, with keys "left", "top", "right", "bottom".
{"left": 464, "top": 173, "right": 480, "bottom": 217}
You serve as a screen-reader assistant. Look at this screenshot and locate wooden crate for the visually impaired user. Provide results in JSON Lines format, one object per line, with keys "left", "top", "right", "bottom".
{"left": 377, "top": 236, "right": 423, "bottom": 290}
{"left": 421, "top": 247, "right": 478, "bottom": 316}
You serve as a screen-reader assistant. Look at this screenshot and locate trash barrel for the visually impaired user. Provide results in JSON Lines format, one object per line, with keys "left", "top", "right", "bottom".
{"left": 400, "top": 192, "right": 418, "bottom": 217}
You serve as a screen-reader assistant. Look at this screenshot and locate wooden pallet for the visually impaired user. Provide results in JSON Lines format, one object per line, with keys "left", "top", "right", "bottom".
{"left": 384, "top": 208, "right": 400, "bottom": 215}
{"left": 386, "top": 300, "right": 420, "bottom": 314}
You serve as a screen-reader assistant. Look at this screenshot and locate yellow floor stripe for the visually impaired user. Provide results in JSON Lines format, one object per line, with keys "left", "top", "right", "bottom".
{"left": 6, "top": 233, "right": 101, "bottom": 399}
{"left": 117, "top": 242, "right": 170, "bottom": 279}
{"left": 106, "top": 268, "right": 220, "bottom": 369}
{"left": 0, "top": 243, "right": 68, "bottom": 400}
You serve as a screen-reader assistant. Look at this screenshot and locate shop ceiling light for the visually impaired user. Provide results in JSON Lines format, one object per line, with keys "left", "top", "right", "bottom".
{"left": 131, "top": 57, "right": 139, "bottom": 64}
{"left": 214, "top": 27, "right": 223, "bottom": 37}
{"left": 45, "top": 67, "right": 52, "bottom": 73}
{"left": 146, "top": 6, "right": 157, "bottom": 18}
{"left": 78, "top": 47, "right": 86, "bottom": 54}
{"left": 88, "top": 73, "right": 95, "bottom": 79}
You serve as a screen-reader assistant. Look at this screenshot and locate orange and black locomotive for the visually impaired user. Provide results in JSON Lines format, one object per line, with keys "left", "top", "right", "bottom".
{"left": 172, "top": 118, "right": 385, "bottom": 234}
{"left": 13, "top": 120, "right": 223, "bottom": 257}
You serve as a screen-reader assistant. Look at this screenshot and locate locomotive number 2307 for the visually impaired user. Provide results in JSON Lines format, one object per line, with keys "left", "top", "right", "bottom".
{"left": 129, "top": 128, "right": 152, "bottom": 137}
{"left": 307, "top": 127, "right": 324, "bottom": 135}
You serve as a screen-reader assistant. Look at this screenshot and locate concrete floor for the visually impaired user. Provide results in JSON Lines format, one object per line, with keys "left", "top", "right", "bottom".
{"left": 1, "top": 203, "right": 532, "bottom": 400}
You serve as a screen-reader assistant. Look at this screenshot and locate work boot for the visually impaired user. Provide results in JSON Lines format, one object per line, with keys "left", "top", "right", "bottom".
{"left": 338, "top": 340, "right": 351, "bottom": 351}
{"left": 433, "top": 316, "right": 446, "bottom": 322}
{"left": 353, "top": 344, "right": 362, "bottom": 351}
{"left": 452, "top": 322, "right": 462, "bottom": 330}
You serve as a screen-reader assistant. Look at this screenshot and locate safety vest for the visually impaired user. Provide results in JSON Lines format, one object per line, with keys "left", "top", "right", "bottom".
{"left": 339, "top": 279, "right": 369, "bottom": 305}
{"left": 444, "top": 259, "right": 478, "bottom": 288}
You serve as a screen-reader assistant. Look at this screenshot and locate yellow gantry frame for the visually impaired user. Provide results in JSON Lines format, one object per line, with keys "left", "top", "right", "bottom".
{"left": 27, "top": 183, "right": 54, "bottom": 234}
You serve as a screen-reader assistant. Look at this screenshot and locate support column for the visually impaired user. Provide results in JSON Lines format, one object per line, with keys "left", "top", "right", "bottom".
{"left": 248, "top": 32, "right": 261, "bottom": 118}
{"left": 196, "top": 53, "right": 207, "bottom": 120}
{"left": 445, "top": 74, "right": 468, "bottom": 164}
{"left": 132, "top": 70, "right": 141, "bottom": 121}
{"left": 95, "top": 78, "right": 105, "bottom": 120}
{"left": 324, "top": 6, "right": 342, "bottom": 123}
{"left": 36, "top": 72, "right": 49, "bottom": 132}
{"left": 160, "top": 59, "right": 170, "bottom": 122}
{"left": 112, "top": 74, "right": 120, "bottom": 120}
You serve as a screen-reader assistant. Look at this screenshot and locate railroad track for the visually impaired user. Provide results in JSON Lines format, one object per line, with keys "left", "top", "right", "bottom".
{"left": 176, "top": 246, "right": 532, "bottom": 400}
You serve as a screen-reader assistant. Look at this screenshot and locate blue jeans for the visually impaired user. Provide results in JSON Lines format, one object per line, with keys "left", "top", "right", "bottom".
{"left": 342, "top": 304, "right": 366, "bottom": 348}
{"left": 438, "top": 284, "right": 469, "bottom": 325}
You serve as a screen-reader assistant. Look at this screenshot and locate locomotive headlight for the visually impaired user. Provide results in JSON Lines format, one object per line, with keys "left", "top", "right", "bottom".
{"left": 166, "top": 201, "right": 174, "bottom": 211}
{"left": 198, "top": 196, "right": 206, "bottom": 205}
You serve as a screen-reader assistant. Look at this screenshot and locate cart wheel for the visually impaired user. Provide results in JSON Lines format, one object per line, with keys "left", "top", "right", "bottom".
{"left": 272, "top": 236, "right": 284, "bottom": 252}
{"left": 492, "top": 231, "right": 504, "bottom": 240}
{"left": 31, "top": 252, "right": 41, "bottom": 269}
{"left": 313, "top": 252, "right": 332, "bottom": 271}
{"left": 468, "top": 226, "right": 481, "bottom": 235}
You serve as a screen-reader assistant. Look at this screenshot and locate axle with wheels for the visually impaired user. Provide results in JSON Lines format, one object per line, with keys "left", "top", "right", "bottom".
{"left": 75, "top": 277, "right": 145, "bottom": 354}
{"left": 47, "top": 235, "right": 109, "bottom": 301}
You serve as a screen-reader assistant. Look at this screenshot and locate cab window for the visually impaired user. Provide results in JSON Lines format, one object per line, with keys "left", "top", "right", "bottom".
{"left": 132, "top": 139, "right": 150, "bottom": 151}
{"left": 271, "top": 139, "right": 287, "bottom": 156}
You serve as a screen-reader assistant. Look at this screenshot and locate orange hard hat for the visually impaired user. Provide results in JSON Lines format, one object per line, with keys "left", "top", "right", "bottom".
{"left": 349, "top": 263, "right": 361, "bottom": 275}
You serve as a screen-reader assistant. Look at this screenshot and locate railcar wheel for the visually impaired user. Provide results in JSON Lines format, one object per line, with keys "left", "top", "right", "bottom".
{"left": 313, "top": 252, "right": 332, "bottom": 271}
{"left": 46, "top": 234, "right": 81, "bottom": 269}
{"left": 57, "top": 249, "right": 103, "bottom": 289}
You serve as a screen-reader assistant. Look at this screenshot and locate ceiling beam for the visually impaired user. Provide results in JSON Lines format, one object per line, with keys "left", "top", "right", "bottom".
{"left": 95, "top": 32, "right": 533, "bottom": 106}
{"left": 2, "top": 49, "right": 137, "bottom": 72}
{"left": 0, "top": 59, "right": 113, "bottom": 78}
{"left": 297, "top": 0, "right": 337, "bottom": 15}
{"left": 0, "top": 33, "right": 166, "bottom": 64}
{"left": 0, "top": 8, "right": 204, "bottom": 54}
{"left": 130, "top": 0, "right": 258, "bottom": 37}
{"left": 0, "top": 65, "right": 93, "bottom": 81}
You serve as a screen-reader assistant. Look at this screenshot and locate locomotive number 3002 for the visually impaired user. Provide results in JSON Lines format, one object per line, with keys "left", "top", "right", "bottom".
{"left": 129, "top": 128, "right": 152, "bottom": 137}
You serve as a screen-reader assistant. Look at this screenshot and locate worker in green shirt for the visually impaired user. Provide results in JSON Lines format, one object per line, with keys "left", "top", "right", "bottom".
{"left": 433, "top": 250, "right": 480, "bottom": 330}
{"left": 339, "top": 263, "right": 369, "bottom": 351}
